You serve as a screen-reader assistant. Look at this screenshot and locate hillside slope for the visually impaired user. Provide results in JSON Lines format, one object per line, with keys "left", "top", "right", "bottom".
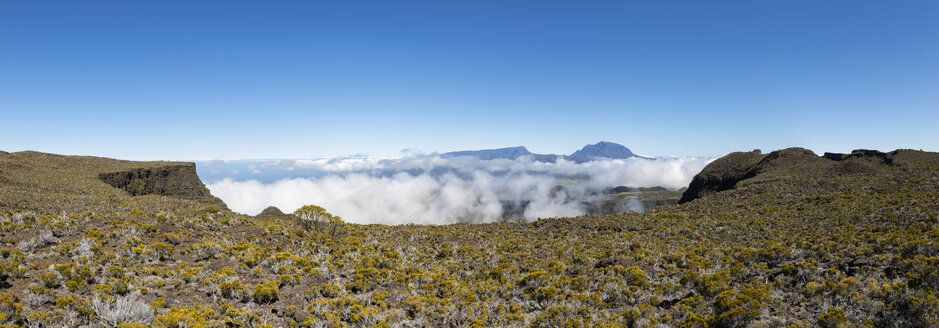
{"left": 0, "top": 149, "right": 935, "bottom": 327}
{"left": 679, "top": 147, "right": 939, "bottom": 207}
{"left": 0, "top": 151, "right": 227, "bottom": 213}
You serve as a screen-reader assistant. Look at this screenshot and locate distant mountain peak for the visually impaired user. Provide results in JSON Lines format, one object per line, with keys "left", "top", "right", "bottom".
{"left": 441, "top": 146, "right": 534, "bottom": 160}
{"left": 441, "top": 142, "right": 639, "bottom": 162}
{"left": 570, "top": 141, "right": 635, "bottom": 159}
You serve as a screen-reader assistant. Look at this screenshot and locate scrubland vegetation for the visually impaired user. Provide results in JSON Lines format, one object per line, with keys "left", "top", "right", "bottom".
{"left": 0, "top": 149, "right": 937, "bottom": 327}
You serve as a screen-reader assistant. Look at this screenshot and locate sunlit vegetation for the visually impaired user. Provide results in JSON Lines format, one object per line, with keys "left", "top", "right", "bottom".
{"left": 0, "top": 149, "right": 937, "bottom": 327}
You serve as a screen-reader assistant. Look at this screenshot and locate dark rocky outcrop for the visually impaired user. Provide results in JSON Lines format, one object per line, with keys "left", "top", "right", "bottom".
{"left": 609, "top": 186, "right": 634, "bottom": 194}
{"left": 851, "top": 149, "right": 890, "bottom": 161}
{"left": 824, "top": 149, "right": 898, "bottom": 165}
{"left": 751, "top": 148, "right": 826, "bottom": 174}
{"left": 256, "top": 206, "right": 292, "bottom": 218}
{"left": 679, "top": 149, "right": 765, "bottom": 204}
{"left": 98, "top": 164, "right": 226, "bottom": 208}
{"left": 679, "top": 147, "right": 932, "bottom": 204}
{"left": 681, "top": 148, "right": 828, "bottom": 204}
{"left": 680, "top": 148, "right": 831, "bottom": 204}
{"left": 608, "top": 186, "right": 669, "bottom": 194}
{"left": 823, "top": 152, "right": 850, "bottom": 161}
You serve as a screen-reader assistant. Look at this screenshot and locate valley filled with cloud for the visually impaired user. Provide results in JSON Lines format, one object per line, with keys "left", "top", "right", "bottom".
{"left": 200, "top": 153, "right": 713, "bottom": 224}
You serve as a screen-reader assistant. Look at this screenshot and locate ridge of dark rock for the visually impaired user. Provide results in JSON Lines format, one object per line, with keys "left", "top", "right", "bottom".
{"left": 257, "top": 206, "right": 292, "bottom": 218}
{"left": 824, "top": 149, "right": 899, "bottom": 165}
{"left": 678, "top": 149, "right": 765, "bottom": 204}
{"left": 98, "top": 164, "right": 214, "bottom": 199}
{"left": 441, "top": 146, "right": 535, "bottom": 160}
{"left": 679, "top": 147, "right": 825, "bottom": 204}
{"left": 679, "top": 147, "right": 939, "bottom": 204}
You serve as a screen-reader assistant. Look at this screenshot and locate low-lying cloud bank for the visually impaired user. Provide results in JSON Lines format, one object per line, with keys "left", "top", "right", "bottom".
{"left": 202, "top": 155, "right": 713, "bottom": 224}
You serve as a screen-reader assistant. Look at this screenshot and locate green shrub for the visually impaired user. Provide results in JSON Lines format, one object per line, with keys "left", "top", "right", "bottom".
{"left": 817, "top": 307, "right": 846, "bottom": 328}
{"left": 251, "top": 282, "right": 279, "bottom": 304}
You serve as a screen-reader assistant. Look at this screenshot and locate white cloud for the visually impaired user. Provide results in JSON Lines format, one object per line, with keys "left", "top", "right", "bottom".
{"left": 206, "top": 155, "right": 713, "bottom": 224}
{"left": 202, "top": 159, "right": 227, "bottom": 167}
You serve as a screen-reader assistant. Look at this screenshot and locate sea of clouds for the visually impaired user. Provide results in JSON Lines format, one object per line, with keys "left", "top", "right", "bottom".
{"left": 199, "top": 154, "right": 713, "bottom": 224}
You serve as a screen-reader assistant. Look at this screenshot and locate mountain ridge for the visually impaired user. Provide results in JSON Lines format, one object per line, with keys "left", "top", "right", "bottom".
{"left": 0, "top": 150, "right": 228, "bottom": 213}
{"left": 570, "top": 141, "right": 635, "bottom": 160}
{"left": 678, "top": 147, "right": 939, "bottom": 204}
{"left": 441, "top": 141, "right": 643, "bottom": 162}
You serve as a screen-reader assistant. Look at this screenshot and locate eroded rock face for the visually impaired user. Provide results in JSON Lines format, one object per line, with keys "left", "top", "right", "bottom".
{"left": 98, "top": 164, "right": 225, "bottom": 208}
{"left": 679, "top": 148, "right": 828, "bottom": 204}
{"left": 824, "top": 149, "right": 898, "bottom": 165}
{"left": 679, "top": 150, "right": 765, "bottom": 204}
{"left": 678, "top": 147, "right": 925, "bottom": 204}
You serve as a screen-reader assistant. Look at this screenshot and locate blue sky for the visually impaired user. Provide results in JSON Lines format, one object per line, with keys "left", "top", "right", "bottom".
{"left": 2, "top": 1, "right": 937, "bottom": 160}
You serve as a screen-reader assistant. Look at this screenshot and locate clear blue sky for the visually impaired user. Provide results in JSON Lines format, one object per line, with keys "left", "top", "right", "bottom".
{"left": 2, "top": 1, "right": 937, "bottom": 160}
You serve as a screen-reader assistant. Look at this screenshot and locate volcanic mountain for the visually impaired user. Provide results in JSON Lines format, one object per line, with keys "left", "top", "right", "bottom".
{"left": 441, "top": 141, "right": 643, "bottom": 162}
